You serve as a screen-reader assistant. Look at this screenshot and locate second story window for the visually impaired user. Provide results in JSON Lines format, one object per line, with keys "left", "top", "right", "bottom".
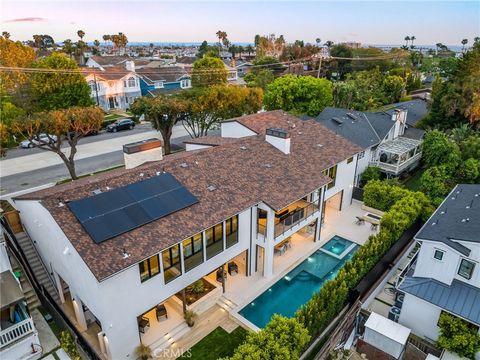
{"left": 139, "top": 254, "right": 160, "bottom": 282}
{"left": 183, "top": 233, "right": 203, "bottom": 272}
{"left": 206, "top": 223, "right": 224, "bottom": 260}
{"left": 226, "top": 215, "right": 239, "bottom": 248}
{"left": 347, "top": 157, "right": 354, "bottom": 164}
{"left": 322, "top": 165, "right": 338, "bottom": 190}
{"left": 458, "top": 259, "right": 475, "bottom": 280}
{"left": 125, "top": 77, "right": 136, "bottom": 88}
{"left": 162, "top": 244, "right": 182, "bottom": 283}
{"left": 434, "top": 249, "right": 444, "bottom": 261}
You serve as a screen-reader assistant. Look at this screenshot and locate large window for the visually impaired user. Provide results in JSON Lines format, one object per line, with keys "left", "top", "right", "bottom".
{"left": 226, "top": 215, "right": 239, "bottom": 248}
{"left": 127, "top": 77, "right": 136, "bottom": 87}
{"left": 183, "top": 233, "right": 203, "bottom": 272}
{"left": 206, "top": 223, "right": 223, "bottom": 259}
{"left": 322, "top": 165, "right": 338, "bottom": 190}
{"left": 88, "top": 80, "right": 96, "bottom": 92}
{"left": 139, "top": 255, "right": 160, "bottom": 282}
{"left": 458, "top": 259, "right": 475, "bottom": 280}
{"left": 162, "top": 244, "right": 182, "bottom": 283}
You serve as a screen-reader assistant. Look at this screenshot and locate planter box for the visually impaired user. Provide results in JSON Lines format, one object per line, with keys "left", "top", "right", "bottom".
{"left": 171, "top": 278, "right": 222, "bottom": 316}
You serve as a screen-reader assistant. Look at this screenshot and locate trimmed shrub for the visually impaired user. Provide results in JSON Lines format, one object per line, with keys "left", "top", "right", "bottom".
{"left": 360, "top": 166, "right": 381, "bottom": 187}
{"left": 437, "top": 312, "right": 480, "bottom": 359}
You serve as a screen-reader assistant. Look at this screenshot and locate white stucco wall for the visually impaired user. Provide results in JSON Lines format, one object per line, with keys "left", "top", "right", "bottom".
{"left": 14, "top": 200, "right": 253, "bottom": 360}
{"left": 220, "top": 121, "right": 257, "bottom": 138}
{"left": 324, "top": 155, "right": 357, "bottom": 210}
{"left": 0, "top": 332, "right": 41, "bottom": 360}
{"left": 398, "top": 293, "right": 441, "bottom": 341}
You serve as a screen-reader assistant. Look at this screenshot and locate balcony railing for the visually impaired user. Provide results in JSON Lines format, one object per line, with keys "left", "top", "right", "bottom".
{"left": 396, "top": 244, "right": 420, "bottom": 288}
{"left": 370, "top": 152, "right": 422, "bottom": 175}
{"left": 274, "top": 202, "right": 319, "bottom": 238}
{"left": 0, "top": 318, "right": 35, "bottom": 348}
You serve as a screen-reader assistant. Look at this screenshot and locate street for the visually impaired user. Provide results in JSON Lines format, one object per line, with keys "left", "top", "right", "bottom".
{"left": 0, "top": 123, "right": 209, "bottom": 196}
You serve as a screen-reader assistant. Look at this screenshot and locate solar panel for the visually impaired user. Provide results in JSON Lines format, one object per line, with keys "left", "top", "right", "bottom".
{"left": 68, "top": 172, "right": 199, "bottom": 244}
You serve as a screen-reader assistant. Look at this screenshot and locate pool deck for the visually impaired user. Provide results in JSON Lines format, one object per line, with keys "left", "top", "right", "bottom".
{"left": 225, "top": 200, "right": 377, "bottom": 327}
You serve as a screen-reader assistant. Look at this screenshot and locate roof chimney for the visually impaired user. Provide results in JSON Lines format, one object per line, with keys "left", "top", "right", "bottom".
{"left": 266, "top": 128, "right": 290, "bottom": 154}
{"left": 125, "top": 60, "right": 135, "bottom": 72}
{"left": 123, "top": 138, "right": 162, "bottom": 169}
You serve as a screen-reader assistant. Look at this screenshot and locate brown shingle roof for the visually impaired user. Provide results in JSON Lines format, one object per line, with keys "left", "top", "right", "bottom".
{"left": 83, "top": 66, "right": 133, "bottom": 81}
{"left": 16, "top": 111, "right": 361, "bottom": 281}
{"left": 136, "top": 66, "right": 188, "bottom": 83}
{"left": 89, "top": 55, "right": 131, "bottom": 66}
{"left": 184, "top": 136, "right": 240, "bottom": 147}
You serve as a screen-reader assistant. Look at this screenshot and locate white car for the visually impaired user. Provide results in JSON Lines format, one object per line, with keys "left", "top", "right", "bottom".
{"left": 20, "top": 134, "right": 58, "bottom": 148}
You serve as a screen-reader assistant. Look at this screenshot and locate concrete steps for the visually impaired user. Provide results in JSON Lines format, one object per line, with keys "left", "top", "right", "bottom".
{"left": 217, "top": 295, "right": 237, "bottom": 312}
{"left": 15, "top": 232, "right": 60, "bottom": 304}
{"left": 150, "top": 321, "right": 191, "bottom": 352}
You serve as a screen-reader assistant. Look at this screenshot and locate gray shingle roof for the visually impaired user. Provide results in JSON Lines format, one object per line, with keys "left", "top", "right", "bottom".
{"left": 416, "top": 184, "right": 480, "bottom": 252}
{"left": 381, "top": 99, "right": 428, "bottom": 127}
{"left": 399, "top": 277, "right": 480, "bottom": 325}
{"left": 313, "top": 107, "right": 381, "bottom": 149}
{"left": 403, "top": 127, "right": 426, "bottom": 140}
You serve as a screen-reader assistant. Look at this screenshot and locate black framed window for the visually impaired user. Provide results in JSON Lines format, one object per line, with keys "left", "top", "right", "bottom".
{"left": 358, "top": 151, "right": 365, "bottom": 159}
{"left": 347, "top": 157, "right": 354, "bottom": 164}
{"left": 226, "top": 215, "right": 239, "bottom": 248}
{"left": 458, "top": 259, "right": 475, "bottom": 280}
{"left": 323, "top": 165, "right": 338, "bottom": 189}
{"left": 139, "top": 255, "right": 160, "bottom": 282}
{"left": 434, "top": 250, "right": 444, "bottom": 261}
{"left": 183, "top": 233, "right": 203, "bottom": 272}
{"left": 206, "top": 223, "right": 223, "bottom": 259}
{"left": 162, "top": 244, "right": 182, "bottom": 283}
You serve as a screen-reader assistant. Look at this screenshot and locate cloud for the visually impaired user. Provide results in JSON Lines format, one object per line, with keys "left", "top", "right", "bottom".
{"left": 4, "top": 17, "right": 47, "bottom": 23}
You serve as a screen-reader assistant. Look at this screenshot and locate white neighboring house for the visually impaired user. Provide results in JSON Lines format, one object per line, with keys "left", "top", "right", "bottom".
{"left": 13, "top": 111, "right": 362, "bottom": 360}
{"left": 0, "top": 240, "right": 41, "bottom": 360}
{"left": 396, "top": 184, "right": 480, "bottom": 356}
{"left": 83, "top": 61, "right": 141, "bottom": 112}
{"left": 314, "top": 100, "right": 427, "bottom": 185}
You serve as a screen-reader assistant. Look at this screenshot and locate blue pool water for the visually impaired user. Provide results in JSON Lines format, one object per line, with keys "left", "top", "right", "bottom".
{"left": 239, "top": 236, "right": 357, "bottom": 328}
{"left": 322, "top": 235, "right": 354, "bottom": 256}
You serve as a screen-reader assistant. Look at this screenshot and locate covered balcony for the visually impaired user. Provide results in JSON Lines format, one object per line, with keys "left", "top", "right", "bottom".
{"left": 370, "top": 137, "right": 422, "bottom": 175}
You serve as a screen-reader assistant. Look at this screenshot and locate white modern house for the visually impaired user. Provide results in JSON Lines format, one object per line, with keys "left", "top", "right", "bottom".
{"left": 13, "top": 111, "right": 362, "bottom": 360}
{"left": 83, "top": 61, "right": 142, "bottom": 112}
{"left": 0, "top": 240, "right": 41, "bottom": 360}
{"left": 396, "top": 184, "right": 480, "bottom": 353}
{"left": 314, "top": 100, "right": 427, "bottom": 184}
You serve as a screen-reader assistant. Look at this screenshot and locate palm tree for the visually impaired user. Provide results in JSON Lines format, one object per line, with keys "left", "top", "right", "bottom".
{"left": 410, "top": 36, "right": 416, "bottom": 48}
{"left": 474, "top": 37, "right": 480, "bottom": 45}
{"left": 245, "top": 44, "right": 254, "bottom": 56}
{"left": 77, "top": 30, "right": 85, "bottom": 40}
{"left": 435, "top": 42, "right": 442, "bottom": 55}
{"left": 102, "top": 34, "right": 110, "bottom": 47}
{"left": 63, "top": 39, "right": 74, "bottom": 58}
{"left": 461, "top": 38, "right": 468, "bottom": 51}
{"left": 316, "top": 38, "right": 321, "bottom": 47}
{"left": 450, "top": 124, "right": 472, "bottom": 143}
{"left": 324, "top": 40, "right": 334, "bottom": 48}
{"left": 2, "top": 31, "right": 10, "bottom": 40}
{"left": 93, "top": 39, "right": 100, "bottom": 54}
{"left": 404, "top": 36, "right": 410, "bottom": 47}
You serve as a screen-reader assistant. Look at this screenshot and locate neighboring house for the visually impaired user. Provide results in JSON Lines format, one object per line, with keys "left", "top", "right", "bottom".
{"left": 85, "top": 55, "right": 134, "bottom": 71}
{"left": 313, "top": 102, "right": 426, "bottom": 184}
{"left": 0, "top": 240, "right": 41, "bottom": 360}
{"left": 83, "top": 61, "right": 141, "bottom": 112}
{"left": 380, "top": 99, "right": 429, "bottom": 128}
{"left": 136, "top": 66, "right": 192, "bottom": 96}
{"left": 235, "top": 60, "right": 253, "bottom": 77}
{"left": 396, "top": 184, "right": 480, "bottom": 352}
{"left": 13, "top": 111, "right": 362, "bottom": 360}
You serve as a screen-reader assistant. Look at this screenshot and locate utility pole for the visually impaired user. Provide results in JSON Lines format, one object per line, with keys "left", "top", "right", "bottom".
{"left": 93, "top": 73, "right": 100, "bottom": 107}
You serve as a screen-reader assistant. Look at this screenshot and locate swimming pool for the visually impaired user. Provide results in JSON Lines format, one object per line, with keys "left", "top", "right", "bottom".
{"left": 320, "top": 235, "right": 358, "bottom": 259}
{"left": 238, "top": 236, "right": 357, "bottom": 328}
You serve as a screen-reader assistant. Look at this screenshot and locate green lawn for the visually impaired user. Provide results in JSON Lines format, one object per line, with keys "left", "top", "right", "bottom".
{"left": 178, "top": 327, "right": 248, "bottom": 360}
{"left": 403, "top": 168, "right": 425, "bottom": 191}
{"left": 103, "top": 113, "right": 125, "bottom": 121}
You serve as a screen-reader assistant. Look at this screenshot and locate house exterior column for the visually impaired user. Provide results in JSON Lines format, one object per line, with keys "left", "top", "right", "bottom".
{"left": 71, "top": 293, "right": 88, "bottom": 331}
{"left": 53, "top": 271, "right": 65, "bottom": 304}
{"left": 263, "top": 207, "right": 276, "bottom": 278}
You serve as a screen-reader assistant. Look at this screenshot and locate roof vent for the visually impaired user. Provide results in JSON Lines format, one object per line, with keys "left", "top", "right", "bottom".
{"left": 346, "top": 113, "right": 358, "bottom": 121}
{"left": 106, "top": 186, "right": 111, "bottom": 190}
{"left": 207, "top": 185, "right": 217, "bottom": 192}
{"left": 317, "top": 144, "right": 323, "bottom": 148}
{"left": 332, "top": 117, "right": 343, "bottom": 125}
{"left": 92, "top": 189, "right": 102, "bottom": 195}
{"left": 58, "top": 202, "right": 65, "bottom": 207}
{"left": 139, "top": 173, "right": 144, "bottom": 177}
{"left": 194, "top": 161, "right": 199, "bottom": 166}
{"left": 122, "top": 249, "right": 130, "bottom": 259}
{"left": 180, "top": 162, "right": 188, "bottom": 168}
{"left": 240, "top": 146, "right": 247, "bottom": 150}
{"left": 264, "top": 164, "right": 273, "bottom": 168}
{"left": 461, "top": 218, "right": 470, "bottom": 223}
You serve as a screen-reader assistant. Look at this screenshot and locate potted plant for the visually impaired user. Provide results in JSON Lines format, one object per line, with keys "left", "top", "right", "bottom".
{"left": 184, "top": 310, "right": 197, "bottom": 327}
{"left": 135, "top": 343, "right": 152, "bottom": 360}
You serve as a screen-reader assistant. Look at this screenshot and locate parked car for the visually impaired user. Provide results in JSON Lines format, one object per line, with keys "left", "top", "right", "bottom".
{"left": 106, "top": 119, "right": 135, "bottom": 133}
{"left": 20, "top": 134, "right": 58, "bottom": 148}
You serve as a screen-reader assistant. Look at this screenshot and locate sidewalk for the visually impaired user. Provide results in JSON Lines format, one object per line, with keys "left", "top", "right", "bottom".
{"left": 0, "top": 126, "right": 189, "bottom": 177}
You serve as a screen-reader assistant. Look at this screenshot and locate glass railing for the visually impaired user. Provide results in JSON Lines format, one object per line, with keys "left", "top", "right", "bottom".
{"left": 274, "top": 202, "right": 319, "bottom": 238}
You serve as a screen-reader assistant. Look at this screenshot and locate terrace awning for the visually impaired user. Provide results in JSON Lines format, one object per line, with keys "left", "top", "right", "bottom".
{"left": 377, "top": 137, "right": 422, "bottom": 156}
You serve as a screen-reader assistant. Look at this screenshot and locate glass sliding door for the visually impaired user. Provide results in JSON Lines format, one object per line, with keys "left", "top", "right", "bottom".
{"left": 162, "top": 244, "right": 182, "bottom": 283}
{"left": 183, "top": 233, "right": 203, "bottom": 272}
{"left": 226, "top": 215, "right": 239, "bottom": 248}
{"left": 206, "top": 223, "right": 223, "bottom": 259}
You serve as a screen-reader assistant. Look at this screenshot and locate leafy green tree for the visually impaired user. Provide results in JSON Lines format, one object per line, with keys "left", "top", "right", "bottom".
{"left": 459, "top": 135, "right": 480, "bottom": 160}
{"left": 382, "top": 75, "right": 406, "bottom": 103}
{"left": 329, "top": 44, "right": 353, "bottom": 79}
{"left": 22, "top": 52, "right": 93, "bottom": 112}
{"left": 224, "top": 315, "right": 310, "bottom": 360}
{"left": 422, "top": 130, "right": 461, "bottom": 170}
{"left": 437, "top": 312, "right": 480, "bottom": 360}
{"left": 458, "top": 158, "right": 480, "bottom": 183}
{"left": 191, "top": 55, "right": 228, "bottom": 87}
{"left": 244, "top": 68, "right": 275, "bottom": 90}
{"left": 11, "top": 106, "right": 103, "bottom": 179}
{"left": 420, "top": 165, "right": 453, "bottom": 206}
{"left": 264, "top": 75, "right": 333, "bottom": 116}
{"left": 197, "top": 40, "right": 219, "bottom": 58}
{"left": 180, "top": 85, "right": 263, "bottom": 138}
{"left": 360, "top": 166, "right": 381, "bottom": 187}
{"left": 0, "top": 36, "right": 36, "bottom": 92}
{"left": 130, "top": 95, "right": 188, "bottom": 154}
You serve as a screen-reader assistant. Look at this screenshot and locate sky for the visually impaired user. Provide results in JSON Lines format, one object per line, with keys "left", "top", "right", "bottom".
{"left": 1, "top": 1, "right": 479, "bottom": 45}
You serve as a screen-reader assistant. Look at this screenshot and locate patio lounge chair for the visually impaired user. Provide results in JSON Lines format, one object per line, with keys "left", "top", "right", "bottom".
{"left": 138, "top": 316, "right": 150, "bottom": 333}
{"left": 274, "top": 244, "right": 287, "bottom": 256}
{"left": 156, "top": 304, "right": 168, "bottom": 321}
{"left": 228, "top": 262, "right": 238, "bottom": 276}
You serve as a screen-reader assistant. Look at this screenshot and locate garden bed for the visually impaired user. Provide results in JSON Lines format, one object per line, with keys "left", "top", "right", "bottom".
{"left": 174, "top": 278, "right": 216, "bottom": 306}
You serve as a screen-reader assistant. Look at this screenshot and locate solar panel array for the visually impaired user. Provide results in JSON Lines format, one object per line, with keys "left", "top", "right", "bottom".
{"left": 68, "top": 173, "right": 199, "bottom": 244}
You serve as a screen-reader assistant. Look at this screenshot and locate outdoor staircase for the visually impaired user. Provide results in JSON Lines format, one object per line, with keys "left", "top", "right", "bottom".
{"left": 150, "top": 321, "right": 191, "bottom": 352}
{"left": 11, "top": 260, "right": 41, "bottom": 311}
{"left": 15, "top": 232, "right": 60, "bottom": 305}
{"left": 217, "top": 295, "right": 237, "bottom": 312}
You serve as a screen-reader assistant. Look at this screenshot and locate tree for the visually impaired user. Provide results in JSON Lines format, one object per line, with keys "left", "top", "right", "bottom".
{"left": 224, "top": 315, "right": 310, "bottom": 360}
{"left": 245, "top": 44, "right": 254, "bottom": 56}
{"left": 244, "top": 68, "right": 274, "bottom": 90}
{"left": 191, "top": 55, "right": 228, "bottom": 87}
{"left": 404, "top": 36, "right": 410, "bottom": 47}
{"left": 62, "top": 39, "right": 75, "bottom": 58}
{"left": 461, "top": 38, "right": 468, "bottom": 52}
{"left": 459, "top": 135, "right": 480, "bottom": 160}
{"left": 264, "top": 75, "right": 333, "bottom": 116}
{"left": 0, "top": 36, "right": 36, "bottom": 92}
{"left": 382, "top": 75, "right": 406, "bottom": 103}
{"left": 102, "top": 34, "right": 110, "bottom": 47}
{"left": 324, "top": 40, "right": 334, "bottom": 48}
{"left": 180, "top": 85, "right": 263, "bottom": 138}
{"left": 316, "top": 38, "right": 321, "bottom": 46}
{"left": 22, "top": 52, "right": 93, "bottom": 112}
{"left": 360, "top": 166, "right": 381, "bottom": 187}
{"left": 131, "top": 95, "right": 188, "bottom": 154}
{"left": 215, "top": 30, "right": 228, "bottom": 49}
{"left": 458, "top": 158, "right": 480, "bottom": 183}
{"left": 93, "top": 39, "right": 100, "bottom": 55}
{"left": 329, "top": 44, "right": 353, "bottom": 79}
{"left": 410, "top": 35, "right": 416, "bottom": 48}
{"left": 77, "top": 30, "right": 85, "bottom": 40}
{"left": 11, "top": 107, "right": 103, "bottom": 179}
{"left": 422, "top": 130, "right": 461, "bottom": 170}
{"left": 1, "top": 31, "right": 10, "bottom": 40}
{"left": 437, "top": 312, "right": 480, "bottom": 359}
{"left": 420, "top": 165, "right": 453, "bottom": 206}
